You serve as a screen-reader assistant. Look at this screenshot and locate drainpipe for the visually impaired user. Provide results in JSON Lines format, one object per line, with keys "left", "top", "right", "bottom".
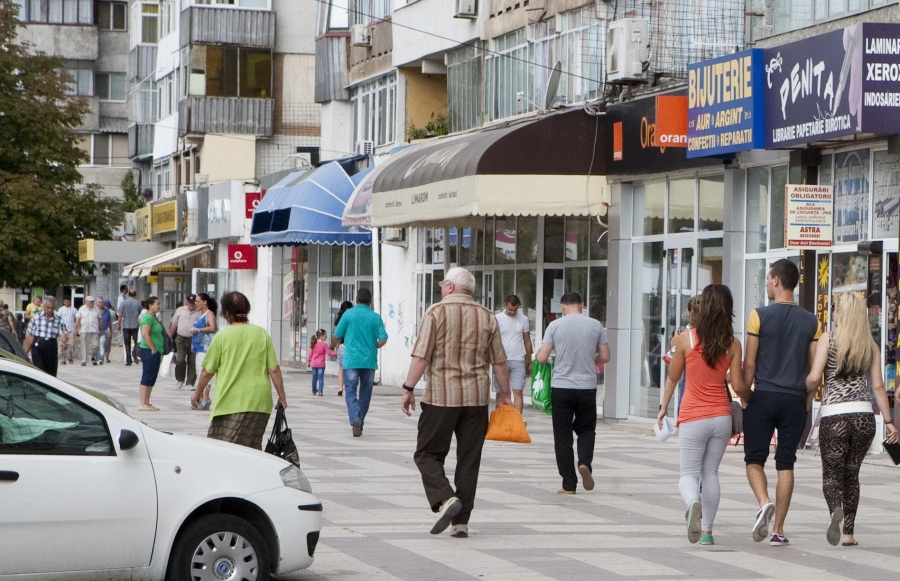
{"left": 372, "top": 228, "right": 382, "bottom": 385}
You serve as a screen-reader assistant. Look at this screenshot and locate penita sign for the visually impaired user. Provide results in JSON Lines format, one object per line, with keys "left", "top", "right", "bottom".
{"left": 687, "top": 49, "right": 765, "bottom": 157}
{"left": 763, "top": 23, "right": 900, "bottom": 148}
{"left": 227, "top": 244, "right": 257, "bottom": 270}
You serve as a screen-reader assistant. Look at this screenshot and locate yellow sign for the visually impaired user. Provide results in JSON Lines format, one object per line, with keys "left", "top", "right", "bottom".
{"left": 152, "top": 200, "right": 177, "bottom": 234}
{"left": 78, "top": 239, "right": 94, "bottom": 262}
{"left": 148, "top": 264, "right": 184, "bottom": 284}
{"left": 136, "top": 207, "right": 152, "bottom": 241}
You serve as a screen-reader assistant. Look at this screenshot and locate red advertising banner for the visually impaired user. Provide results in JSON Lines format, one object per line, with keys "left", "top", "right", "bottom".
{"left": 228, "top": 244, "right": 257, "bottom": 269}
{"left": 245, "top": 192, "right": 262, "bottom": 219}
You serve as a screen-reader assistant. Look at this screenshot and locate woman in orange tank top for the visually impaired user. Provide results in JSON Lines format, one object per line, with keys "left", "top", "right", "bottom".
{"left": 657, "top": 284, "right": 746, "bottom": 546}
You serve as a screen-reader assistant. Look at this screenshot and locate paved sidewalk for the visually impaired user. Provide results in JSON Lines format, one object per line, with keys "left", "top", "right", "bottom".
{"left": 59, "top": 362, "right": 900, "bottom": 581}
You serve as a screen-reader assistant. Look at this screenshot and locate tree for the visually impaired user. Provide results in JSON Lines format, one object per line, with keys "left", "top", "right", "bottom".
{"left": 121, "top": 170, "right": 144, "bottom": 212}
{"left": 0, "top": 2, "right": 123, "bottom": 289}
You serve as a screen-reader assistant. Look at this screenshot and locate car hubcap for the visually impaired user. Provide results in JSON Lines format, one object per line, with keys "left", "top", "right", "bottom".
{"left": 191, "top": 531, "right": 259, "bottom": 581}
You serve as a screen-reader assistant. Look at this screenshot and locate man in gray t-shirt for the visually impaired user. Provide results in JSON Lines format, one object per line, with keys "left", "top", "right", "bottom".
{"left": 535, "top": 292, "right": 610, "bottom": 494}
{"left": 117, "top": 292, "right": 143, "bottom": 366}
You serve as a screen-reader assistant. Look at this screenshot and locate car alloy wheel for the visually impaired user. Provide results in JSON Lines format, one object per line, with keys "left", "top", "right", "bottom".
{"left": 192, "top": 531, "right": 259, "bottom": 581}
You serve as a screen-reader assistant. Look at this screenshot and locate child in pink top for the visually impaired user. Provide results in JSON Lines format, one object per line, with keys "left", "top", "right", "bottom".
{"left": 309, "top": 329, "right": 336, "bottom": 396}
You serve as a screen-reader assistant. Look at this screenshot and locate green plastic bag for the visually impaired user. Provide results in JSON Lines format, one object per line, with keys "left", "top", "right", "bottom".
{"left": 530, "top": 361, "right": 552, "bottom": 415}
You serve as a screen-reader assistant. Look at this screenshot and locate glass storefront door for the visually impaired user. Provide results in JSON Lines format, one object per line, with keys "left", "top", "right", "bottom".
{"left": 663, "top": 243, "right": 695, "bottom": 416}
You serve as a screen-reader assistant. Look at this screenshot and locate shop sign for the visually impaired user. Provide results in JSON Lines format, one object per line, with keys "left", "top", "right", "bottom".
{"left": 135, "top": 206, "right": 152, "bottom": 241}
{"left": 764, "top": 23, "right": 900, "bottom": 148}
{"left": 208, "top": 181, "right": 244, "bottom": 239}
{"left": 687, "top": 49, "right": 765, "bottom": 157}
{"left": 152, "top": 200, "right": 177, "bottom": 234}
{"left": 605, "top": 90, "right": 722, "bottom": 175}
{"left": 78, "top": 239, "right": 94, "bottom": 262}
{"left": 228, "top": 244, "right": 257, "bottom": 269}
{"left": 246, "top": 192, "right": 262, "bottom": 219}
{"left": 785, "top": 184, "right": 833, "bottom": 248}
{"left": 148, "top": 264, "right": 183, "bottom": 284}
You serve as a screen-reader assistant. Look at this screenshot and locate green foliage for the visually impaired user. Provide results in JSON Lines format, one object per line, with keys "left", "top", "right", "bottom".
{"left": 121, "top": 170, "right": 143, "bottom": 212}
{"left": 0, "top": 3, "right": 123, "bottom": 288}
{"left": 406, "top": 112, "right": 449, "bottom": 142}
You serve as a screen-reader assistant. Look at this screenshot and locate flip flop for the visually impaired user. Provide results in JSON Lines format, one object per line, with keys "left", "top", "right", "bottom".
{"left": 138, "top": 404, "right": 159, "bottom": 412}
{"left": 842, "top": 540, "right": 858, "bottom": 547}
{"left": 199, "top": 399, "right": 212, "bottom": 410}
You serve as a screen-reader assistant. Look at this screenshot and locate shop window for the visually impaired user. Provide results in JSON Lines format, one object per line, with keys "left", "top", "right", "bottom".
{"left": 565, "top": 217, "right": 590, "bottom": 262}
{"left": 699, "top": 239, "right": 723, "bottom": 288}
{"left": 565, "top": 267, "right": 588, "bottom": 303}
{"left": 358, "top": 244, "right": 373, "bottom": 276}
{"left": 141, "top": 3, "right": 158, "bottom": 43}
{"left": 589, "top": 266, "right": 607, "bottom": 323}
{"left": 543, "top": 217, "right": 565, "bottom": 263}
{"left": 459, "top": 227, "right": 485, "bottom": 267}
{"left": 633, "top": 182, "right": 665, "bottom": 236}
{"left": 833, "top": 148, "right": 870, "bottom": 245}
{"left": 699, "top": 175, "right": 724, "bottom": 231}
{"left": 96, "top": 73, "right": 126, "bottom": 102}
{"left": 746, "top": 167, "right": 769, "bottom": 253}
{"left": 743, "top": 259, "right": 767, "bottom": 340}
{"left": 543, "top": 268, "right": 565, "bottom": 329}
{"left": 769, "top": 165, "right": 788, "bottom": 249}
{"left": 516, "top": 269, "right": 538, "bottom": 333}
{"left": 516, "top": 217, "right": 539, "bottom": 263}
{"left": 494, "top": 218, "right": 516, "bottom": 265}
{"left": 873, "top": 150, "right": 899, "bottom": 239}
{"left": 495, "top": 270, "right": 515, "bottom": 314}
{"left": 99, "top": 2, "right": 126, "bottom": 30}
{"left": 631, "top": 241, "right": 664, "bottom": 417}
{"left": 668, "top": 179, "right": 695, "bottom": 233}
{"left": 345, "top": 245, "right": 356, "bottom": 277}
{"left": 590, "top": 217, "right": 608, "bottom": 261}
{"left": 13, "top": 0, "right": 93, "bottom": 24}
{"left": 447, "top": 229, "right": 458, "bottom": 265}
{"left": 820, "top": 154, "right": 833, "bottom": 185}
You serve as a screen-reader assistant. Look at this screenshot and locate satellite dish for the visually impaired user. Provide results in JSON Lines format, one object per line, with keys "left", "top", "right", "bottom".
{"left": 543, "top": 61, "right": 562, "bottom": 111}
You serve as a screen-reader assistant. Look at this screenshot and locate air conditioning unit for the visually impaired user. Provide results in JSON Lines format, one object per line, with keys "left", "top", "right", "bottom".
{"left": 606, "top": 18, "right": 648, "bottom": 83}
{"left": 383, "top": 227, "right": 405, "bottom": 242}
{"left": 351, "top": 24, "right": 371, "bottom": 47}
{"left": 356, "top": 140, "right": 374, "bottom": 156}
{"left": 179, "top": 185, "right": 191, "bottom": 194}
{"left": 454, "top": 0, "right": 477, "bottom": 18}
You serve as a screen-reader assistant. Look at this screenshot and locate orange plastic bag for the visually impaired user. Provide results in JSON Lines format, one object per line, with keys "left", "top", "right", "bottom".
{"left": 485, "top": 404, "right": 531, "bottom": 444}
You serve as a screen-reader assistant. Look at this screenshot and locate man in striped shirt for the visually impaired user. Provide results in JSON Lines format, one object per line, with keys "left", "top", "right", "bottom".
{"left": 402, "top": 267, "right": 511, "bottom": 539}
{"left": 23, "top": 296, "right": 69, "bottom": 377}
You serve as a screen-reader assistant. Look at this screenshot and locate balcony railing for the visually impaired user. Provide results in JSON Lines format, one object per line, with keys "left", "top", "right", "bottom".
{"left": 178, "top": 96, "right": 273, "bottom": 136}
{"left": 128, "top": 123, "right": 155, "bottom": 159}
{"left": 182, "top": 0, "right": 272, "bottom": 11}
{"left": 179, "top": 5, "right": 275, "bottom": 48}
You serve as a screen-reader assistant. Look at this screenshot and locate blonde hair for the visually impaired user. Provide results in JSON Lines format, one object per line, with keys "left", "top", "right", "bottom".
{"left": 832, "top": 292, "right": 874, "bottom": 377}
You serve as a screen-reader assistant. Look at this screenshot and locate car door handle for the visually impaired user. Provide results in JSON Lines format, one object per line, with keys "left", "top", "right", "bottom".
{"left": 0, "top": 471, "right": 19, "bottom": 482}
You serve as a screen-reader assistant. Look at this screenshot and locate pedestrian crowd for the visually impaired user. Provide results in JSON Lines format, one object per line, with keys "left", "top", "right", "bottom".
{"left": 12, "top": 259, "right": 898, "bottom": 550}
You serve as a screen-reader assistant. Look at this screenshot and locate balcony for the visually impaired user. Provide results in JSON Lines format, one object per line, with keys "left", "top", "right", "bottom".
{"left": 179, "top": 6, "right": 275, "bottom": 49}
{"left": 17, "top": 24, "right": 98, "bottom": 60}
{"left": 392, "top": 0, "right": 481, "bottom": 68}
{"left": 128, "top": 123, "right": 155, "bottom": 159}
{"left": 129, "top": 45, "right": 158, "bottom": 81}
{"left": 178, "top": 96, "right": 273, "bottom": 136}
{"left": 182, "top": 0, "right": 272, "bottom": 11}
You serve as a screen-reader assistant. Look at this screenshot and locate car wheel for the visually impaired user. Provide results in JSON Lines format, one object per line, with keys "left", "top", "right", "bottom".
{"left": 167, "top": 514, "right": 271, "bottom": 581}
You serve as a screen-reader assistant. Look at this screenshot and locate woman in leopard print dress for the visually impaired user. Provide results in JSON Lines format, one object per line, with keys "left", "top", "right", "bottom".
{"left": 807, "top": 292, "right": 898, "bottom": 546}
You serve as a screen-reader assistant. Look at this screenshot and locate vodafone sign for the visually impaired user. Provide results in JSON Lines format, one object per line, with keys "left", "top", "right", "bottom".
{"left": 228, "top": 244, "right": 257, "bottom": 270}
{"left": 246, "top": 192, "right": 262, "bottom": 219}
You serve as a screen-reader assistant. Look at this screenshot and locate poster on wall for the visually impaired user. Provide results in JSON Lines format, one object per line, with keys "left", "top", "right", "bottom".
{"left": 283, "top": 271, "right": 294, "bottom": 319}
{"left": 873, "top": 150, "right": 900, "bottom": 239}
{"left": 817, "top": 254, "right": 830, "bottom": 332}
{"left": 833, "top": 149, "right": 870, "bottom": 244}
{"left": 785, "top": 184, "right": 833, "bottom": 248}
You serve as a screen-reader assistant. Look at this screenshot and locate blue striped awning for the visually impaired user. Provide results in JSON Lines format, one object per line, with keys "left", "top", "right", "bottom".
{"left": 251, "top": 162, "right": 373, "bottom": 246}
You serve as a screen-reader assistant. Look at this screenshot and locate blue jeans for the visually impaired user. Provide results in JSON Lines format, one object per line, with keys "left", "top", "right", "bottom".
{"left": 343, "top": 368, "right": 375, "bottom": 426}
{"left": 311, "top": 367, "right": 325, "bottom": 394}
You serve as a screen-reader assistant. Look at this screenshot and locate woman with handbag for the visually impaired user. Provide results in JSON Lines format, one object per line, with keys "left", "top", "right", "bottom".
{"left": 191, "top": 292, "right": 288, "bottom": 450}
{"left": 806, "top": 291, "right": 899, "bottom": 546}
{"left": 138, "top": 297, "right": 164, "bottom": 412}
{"left": 657, "top": 284, "right": 746, "bottom": 546}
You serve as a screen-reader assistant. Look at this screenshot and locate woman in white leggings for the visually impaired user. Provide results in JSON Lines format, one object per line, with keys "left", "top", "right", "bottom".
{"left": 658, "top": 284, "right": 746, "bottom": 545}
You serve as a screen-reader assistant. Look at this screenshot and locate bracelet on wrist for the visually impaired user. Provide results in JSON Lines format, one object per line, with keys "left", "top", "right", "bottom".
{"left": 402, "top": 384, "right": 415, "bottom": 392}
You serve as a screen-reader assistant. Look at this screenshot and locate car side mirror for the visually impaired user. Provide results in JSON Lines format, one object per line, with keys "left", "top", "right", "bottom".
{"left": 119, "top": 429, "right": 140, "bottom": 451}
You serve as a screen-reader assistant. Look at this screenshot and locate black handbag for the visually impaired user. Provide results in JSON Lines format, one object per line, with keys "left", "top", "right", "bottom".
{"left": 265, "top": 405, "right": 300, "bottom": 467}
{"left": 162, "top": 331, "right": 175, "bottom": 356}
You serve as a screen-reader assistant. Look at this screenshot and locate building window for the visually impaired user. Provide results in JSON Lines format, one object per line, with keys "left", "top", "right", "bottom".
{"left": 96, "top": 72, "right": 127, "bottom": 102}
{"left": 63, "top": 68, "right": 93, "bottom": 96}
{"left": 141, "top": 3, "right": 158, "bottom": 43}
{"left": 350, "top": 71, "right": 396, "bottom": 147}
{"left": 159, "top": 0, "right": 176, "bottom": 38}
{"left": 153, "top": 161, "right": 172, "bottom": 196}
{"left": 157, "top": 73, "right": 177, "bottom": 118}
{"left": 317, "top": 0, "right": 349, "bottom": 35}
{"left": 130, "top": 78, "right": 158, "bottom": 123}
{"left": 771, "top": 0, "right": 890, "bottom": 35}
{"left": 13, "top": 0, "right": 93, "bottom": 24}
{"left": 447, "top": 45, "right": 483, "bottom": 133}
{"left": 348, "top": 0, "right": 390, "bottom": 26}
{"left": 99, "top": 2, "right": 127, "bottom": 30}
{"left": 79, "top": 134, "right": 129, "bottom": 166}
{"left": 189, "top": 46, "right": 273, "bottom": 99}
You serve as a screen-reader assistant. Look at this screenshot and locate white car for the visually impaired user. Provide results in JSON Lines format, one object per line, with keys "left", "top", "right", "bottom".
{"left": 0, "top": 355, "right": 322, "bottom": 581}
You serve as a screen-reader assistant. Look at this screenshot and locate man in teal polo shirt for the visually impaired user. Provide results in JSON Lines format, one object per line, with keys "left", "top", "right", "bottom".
{"left": 332, "top": 287, "right": 388, "bottom": 437}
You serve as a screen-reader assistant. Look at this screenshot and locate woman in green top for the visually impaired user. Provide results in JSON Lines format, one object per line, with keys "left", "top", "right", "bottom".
{"left": 138, "top": 296, "right": 164, "bottom": 411}
{"left": 191, "top": 291, "right": 288, "bottom": 449}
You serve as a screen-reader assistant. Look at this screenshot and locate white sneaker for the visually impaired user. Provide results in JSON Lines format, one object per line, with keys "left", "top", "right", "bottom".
{"left": 182, "top": 384, "right": 195, "bottom": 391}
{"left": 752, "top": 502, "right": 775, "bottom": 542}
{"left": 450, "top": 524, "right": 468, "bottom": 538}
{"left": 174, "top": 381, "right": 184, "bottom": 390}
{"left": 430, "top": 497, "right": 461, "bottom": 535}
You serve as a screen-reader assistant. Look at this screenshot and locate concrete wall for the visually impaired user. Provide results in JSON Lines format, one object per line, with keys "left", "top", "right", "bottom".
{"left": 320, "top": 100, "right": 354, "bottom": 162}
{"left": 78, "top": 167, "right": 135, "bottom": 199}
{"left": 392, "top": 0, "right": 483, "bottom": 67}
{"left": 402, "top": 68, "right": 447, "bottom": 137}
{"left": 273, "top": 0, "right": 315, "bottom": 55}
{"left": 378, "top": 237, "right": 421, "bottom": 388}
{"left": 18, "top": 24, "right": 98, "bottom": 59}
{"left": 348, "top": 19, "right": 392, "bottom": 85}
{"left": 484, "top": 0, "right": 598, "bottom": 39}
{"left": 200, "top": 134, "right": 258, "bottom": 184}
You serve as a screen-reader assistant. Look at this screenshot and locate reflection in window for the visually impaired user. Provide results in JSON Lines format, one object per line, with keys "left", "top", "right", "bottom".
{"left": 668, "top": 179, "right": 694, "bottom": 233}
{"left": 494, "top": 218, "right": 516, "bottom": 264}
{"left": 633, "top": 182, "right": 665, "bottom": 236}
{"left": 631, "top": 241, "right": 664, "bottom": 417}
{"left": 770, "top": 165, "right": 787, "bottom": 249}
{"left": 565, "top": 216, "right": 590, "bottom": 261}
{"left": 591, "top": 217, "right": 608, "bottom": 261}
{"left": 543, "top": 217, "right": 564, "bottom": 263}
{"left": 699, "top": 175, "right": 724, "bottom": 231}
{"left": 516, "top": 217, "right": 538, "bottom": 263}
{"left": 699, "top": 239, "right": 723, "bottom": 288}
{"left": 189, "top": 45, "right": 272, "bottom": 99}
{"left": 516, "top": 269, "right": 537, "bottom": 332}
{"left": 746, "top": 167, "right": 768, "bottom": 253}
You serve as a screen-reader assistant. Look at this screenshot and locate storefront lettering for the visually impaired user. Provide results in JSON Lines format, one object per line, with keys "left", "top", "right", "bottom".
{"left": 411, "top": 192, "right": 428, "bottom": 204}
{"left": 778, "top": 59, "right": 832, "bottom": 120}
{"left": 688, "top": 54, "right": 753, "bottom": 108}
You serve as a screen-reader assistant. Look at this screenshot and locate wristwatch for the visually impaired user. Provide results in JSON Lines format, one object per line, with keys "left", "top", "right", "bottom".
{"left": 402, "top": 384, "right": 415, "bottom": 392}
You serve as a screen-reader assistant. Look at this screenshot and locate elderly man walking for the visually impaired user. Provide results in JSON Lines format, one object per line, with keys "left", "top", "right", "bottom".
{"left": 169, "top": 294, "right": 202, "bottom": 390}
{"left": 402, "top": 267, "right": 512, "bottom": 538}
{"left": 23, "top": 296, "right": 69, "bottom": 377}
{"left": 75, "top": 296, "right": 101, "bottom": 366}
{"left": 56, "top": 298, "right": 77, "bottom": 365}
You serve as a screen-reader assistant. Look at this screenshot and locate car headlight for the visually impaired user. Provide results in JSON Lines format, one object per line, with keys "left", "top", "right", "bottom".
{"left": 279, "top": 465, "right": 312, "bottom": 493}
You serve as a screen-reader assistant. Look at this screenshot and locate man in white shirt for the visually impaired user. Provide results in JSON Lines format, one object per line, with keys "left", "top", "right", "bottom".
{"left": 56, "top": 298, "right": 78, "bottom": 365}
{"left": 494, "top": 295, "right": 533, "bottom": 414}
{"left": 75, "top": 296, "right": 101, "bottom": 366}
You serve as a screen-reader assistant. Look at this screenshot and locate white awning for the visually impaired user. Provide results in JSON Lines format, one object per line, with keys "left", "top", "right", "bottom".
{"left": 122, "top": 244, "right": 213, "bottom": 277}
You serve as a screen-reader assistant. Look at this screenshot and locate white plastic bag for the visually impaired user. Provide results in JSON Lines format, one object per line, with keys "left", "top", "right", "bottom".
{"left": 159, "top": 352, "right": 175, "bottom": 378}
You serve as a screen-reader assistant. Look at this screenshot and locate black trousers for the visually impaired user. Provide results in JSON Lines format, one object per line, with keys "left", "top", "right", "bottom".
{"left": 551, "top": 388, "right": 597, "bottom": 491}
{"left": 31, "top": 338, "right": 59, "bottom": 377}
{"left": 123, "top": 328, "right": 139, "bottom": 364}
{"left": 414, "top": 403, "right": 489, "bottom": 525}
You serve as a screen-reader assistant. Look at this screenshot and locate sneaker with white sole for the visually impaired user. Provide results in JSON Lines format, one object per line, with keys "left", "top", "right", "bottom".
{"left": 686, "top": 500, "right": 702, "bottom": 544}
{"left": 752, "top": 502, "right": 775, "bottom": 542}
{"left": 175, "top": 381, "right": 184, "bottom": 391}
{"left": 769, "top": 533, "right": 789, "bottom": 546}
{"left": 430, "top": 497, "right": 461, "bottom": 535}
{"left": 450, "top": 524, "right": 468, "bottom": 538}
{"left": 827, "top": 508, "right": 843, "bottom": 546}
